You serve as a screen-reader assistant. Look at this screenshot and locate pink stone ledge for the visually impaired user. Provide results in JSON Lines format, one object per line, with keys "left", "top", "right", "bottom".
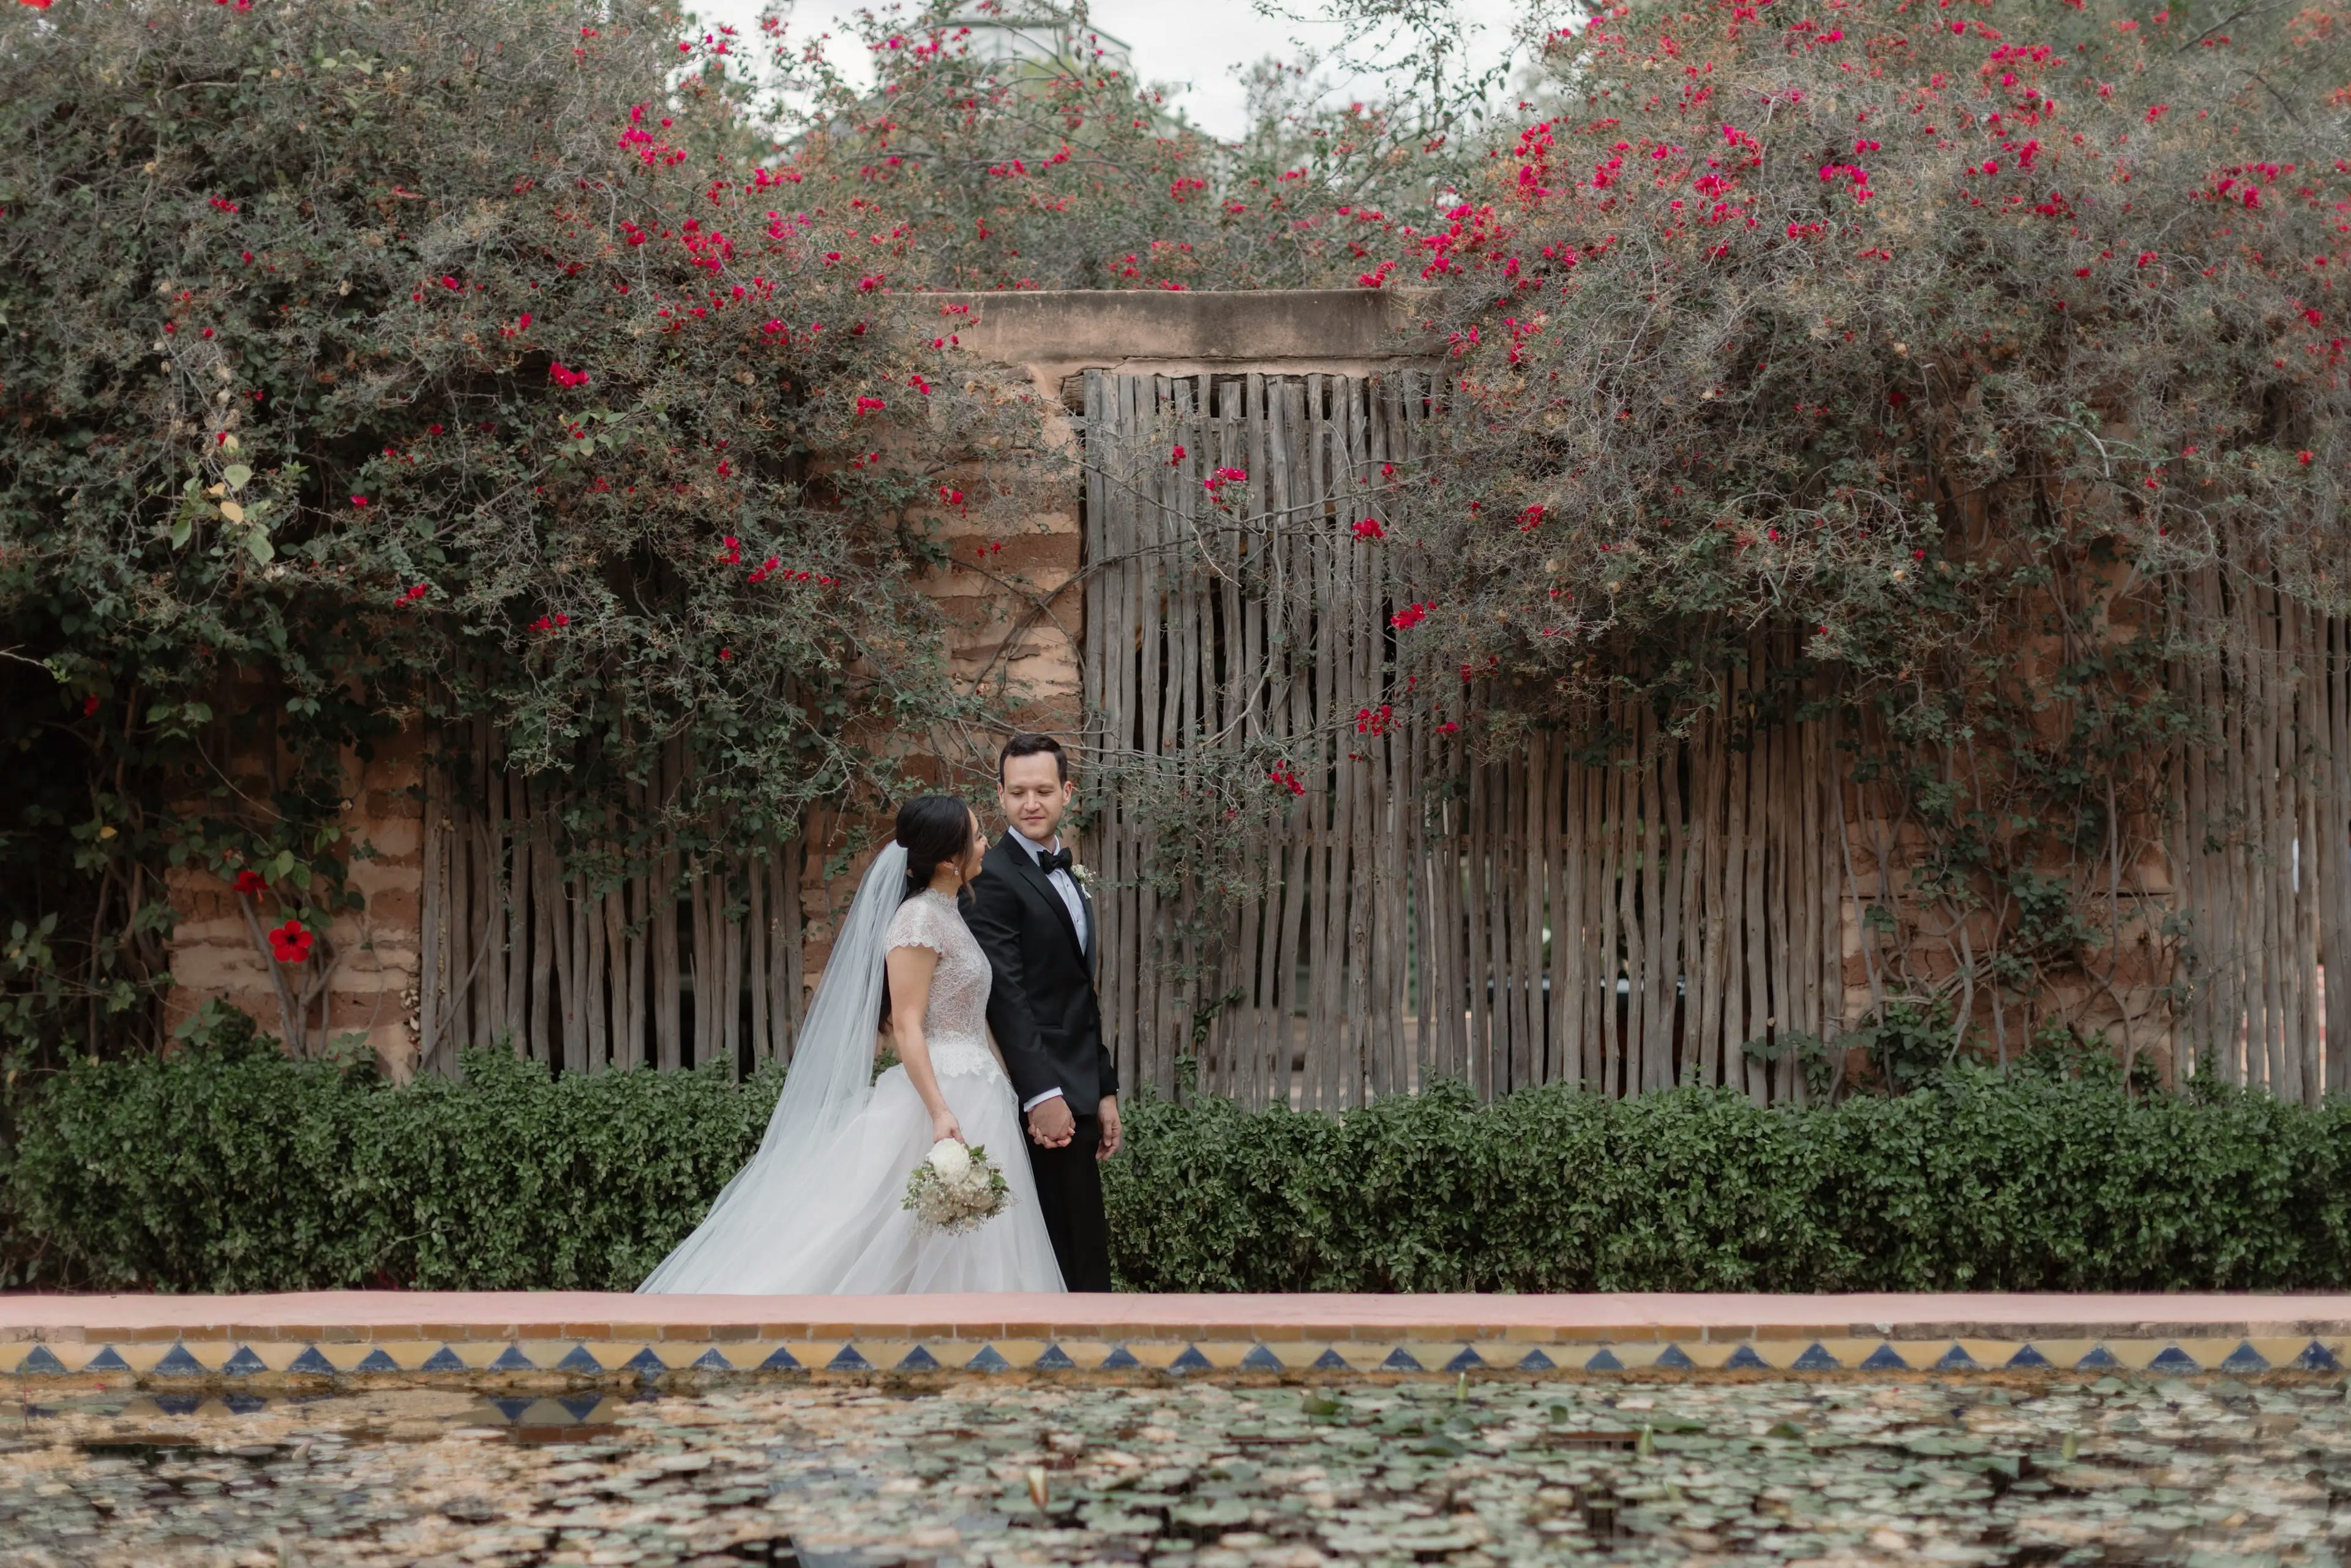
{"left": 6, "top": 1291, "right": 2351, "bottom": 1346}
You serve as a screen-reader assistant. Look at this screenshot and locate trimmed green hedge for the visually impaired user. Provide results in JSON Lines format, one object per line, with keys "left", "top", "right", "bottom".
{"left": 4, "top": 1037, "right": 2346, "bottom": 1292}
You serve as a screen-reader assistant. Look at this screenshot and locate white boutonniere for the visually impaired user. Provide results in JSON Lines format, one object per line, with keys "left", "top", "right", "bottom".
{"left": 1071, "top": 862, "right": 1092, "bottom": 887}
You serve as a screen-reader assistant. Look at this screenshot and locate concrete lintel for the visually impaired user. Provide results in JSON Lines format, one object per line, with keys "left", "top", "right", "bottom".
{"left": 928, "top": 287, "right": 1441, "bottom": 379}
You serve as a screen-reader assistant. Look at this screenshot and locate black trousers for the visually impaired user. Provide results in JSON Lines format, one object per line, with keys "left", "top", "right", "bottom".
{"left": 1027, "top": 1112, "right": 1112, "bottom": 1292}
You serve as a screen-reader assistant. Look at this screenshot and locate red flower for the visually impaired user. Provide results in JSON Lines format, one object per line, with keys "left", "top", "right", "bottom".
{"left": 350, "top": 495, "right": 369, "bottom": 508}
{"left": 233, "top": 870, "right": 266, "bottom": 897}
{"left": 81, "top": 693, "right": 100, "bottom": 716}
{"left": 1352, "top": 517, "right": 1387, "bottom": 541}
{"left": 855, "top": 394, "right": 887, "bottom": 415}
{"left": 268, "top": 920, "right": 313, "bottom": 964}
{"left": 2301, "top": 451, "right": 2316, "bottom": 466}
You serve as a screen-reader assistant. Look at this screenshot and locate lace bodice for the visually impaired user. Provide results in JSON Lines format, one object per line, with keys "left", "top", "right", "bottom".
{"left": 883, "top": 890, "right": 1000, "bottom": 1079}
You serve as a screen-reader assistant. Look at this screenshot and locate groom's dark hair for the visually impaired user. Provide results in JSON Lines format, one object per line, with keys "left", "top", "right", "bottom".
{"left": 998, "top": 732, "right": 1068, "bottom": 783}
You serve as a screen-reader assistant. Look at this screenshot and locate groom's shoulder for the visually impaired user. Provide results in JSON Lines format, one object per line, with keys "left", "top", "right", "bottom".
{"left": 973, "top": 836, "right": 1022, "bottom": 887}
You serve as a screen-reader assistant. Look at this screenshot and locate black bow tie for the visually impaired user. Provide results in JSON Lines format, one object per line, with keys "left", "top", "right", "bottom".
{"left": 1036, "top": 847, "right": 1074, "bottom": 875}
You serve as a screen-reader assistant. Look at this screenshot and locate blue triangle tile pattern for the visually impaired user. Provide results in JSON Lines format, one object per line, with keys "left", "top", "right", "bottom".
{"left": 1933, "top": 1344, "right": 1978, "bottom": 1371}
{"left": 490, "top": 1396, "right": 534, "bottom": 1422}
{"left": 623, "top": 1348, "right": 667, "bottom": 1376}
{"left": 1168, "top": 1346, "right": 1211, "bottom": 1375}
{"left": 1100, "top": 1346, "right": 1141, "bottom": 1370}
{"left": 16, "top": 1346, "right": 67, "bottom": 1376}
{"left": 556, "top": 1345, "right": 604, "bottom": 1373}
{"left": 2075, "top": 1345, "right": 2120, "bottom": 1370}
{"left": 2218, "top": 1341, "right": 2270, "bottom": 1374}
{"left": 152, "top": 1343, "right": 208, "bottom": 1378}
{"left": 968, "top": 1345, "right": 1013, "bottom": 1373}
{"left": 154, "top": 1394, "right": 203, "bottom": 1416}
{"left": 288, "top": 1346, "right": 338, "bottom": 1376}
{"left": 1380, "top": 1347, "right": 1425, "bottom": 1373}
{"left": 1723, "top": 1345, "right": 1768, "bottom": 1370}
{"left": 757, "top": 1345, "right": 803, "bottom": 1371}
{"left": 827, "top": 1345, "right": 872, "bottom": 1372}
{"left": 1240, "top": 1346, "right": 1284, "bottom": 1371}
{"left": 222, "top": 1345, "right": 268, "bottom": 1377}
{"left": 2297, "top": 1341, "right": 2344, "bottom": 1371}
{"left": 85, "top": 1346, "right": 130, "bottom": 1372}
{"left": 1583, "top": 1347, "right": 1624, "bottom": 1371}
{"left": 1858, "top": 1343, "right": 1908, "bottom": 1371}
{"left": 488, "top": 1345, "right": 536, "bottom": 1372}
{"left": 559, "top": 1396, "right": 604, "bottom": 1422}
{"left": 2005, "top": 1344, "right": 2053, "bottom": 1369}
{"left": 421, "top": 1346, "right": 468, "bottom": 1373}
{"left": 1311, "top": 1348, "right": 1351, "bottom": 1370}
{"left": 895, "top": 1346, "right": 940, "bottom": 1372}
{"left": 1034, "top": 1344, "right": 1077, "bottom": 1370}
{"left": 2148, "top": 1346, "right": 2200, "bottom": 1373}
{"left": 358, "top": 1348, "right": 405, "bottom": 1373}
{"left": 1654, "top": 1345, "right": 1696, "bottom": 1370}
{"left": 1517, "top": 1348, "right": 1556, "bottom": 1372}
{"left": 1444, "top": 1347, "right": 1485, "bottom": 1373}
{"left": 225, "top": 1394, "right": 267, "bottom": 1415}
{"left": 1791, "top": 1343, "right": 1840, "bottom": 1371}
{"left": 692, "top": 1347, "right": 735, "bottom": 1371}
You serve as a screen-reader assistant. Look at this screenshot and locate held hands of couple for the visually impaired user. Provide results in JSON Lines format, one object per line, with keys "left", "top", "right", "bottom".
{"left": 1024, "top": 1094, "right": 1120, "bottom": 1162}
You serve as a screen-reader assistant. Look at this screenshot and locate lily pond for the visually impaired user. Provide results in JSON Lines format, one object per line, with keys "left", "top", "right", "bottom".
{"left": 2, "top": 1376, "right": 2347, "bottom": 1567}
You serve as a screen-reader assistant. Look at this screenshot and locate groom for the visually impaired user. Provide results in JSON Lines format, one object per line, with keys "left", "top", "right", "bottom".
{"left": 966, "top": 733, "right": 1119, "bottom": 1292}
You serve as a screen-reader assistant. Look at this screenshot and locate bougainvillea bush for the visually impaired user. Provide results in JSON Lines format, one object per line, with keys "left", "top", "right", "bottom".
{"left": 1401, "top": 0, "right": 2344, "bottom": 692}
{"left": 0, "top": 0, "right": 1053, "bottom": 1056}
{"left": 1302, "top": 0, "right": 2348, "bottom": 1052}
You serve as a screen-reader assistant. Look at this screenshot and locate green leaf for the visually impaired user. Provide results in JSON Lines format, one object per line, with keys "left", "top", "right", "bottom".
{"left": 245, "top": 531, "right": 275, "bottom": 565}
{"left": 223, "top": 463, "right": 253, "bottom": 490}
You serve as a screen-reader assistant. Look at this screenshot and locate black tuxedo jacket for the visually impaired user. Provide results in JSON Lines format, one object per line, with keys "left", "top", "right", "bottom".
{"left": 967, "top": 835, "right": 1116, "bottom": 1115}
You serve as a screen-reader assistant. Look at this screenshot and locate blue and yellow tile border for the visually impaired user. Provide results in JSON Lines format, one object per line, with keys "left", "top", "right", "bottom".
{"left": 6, "top": 1321, "right": 2347, "bottom": 1387}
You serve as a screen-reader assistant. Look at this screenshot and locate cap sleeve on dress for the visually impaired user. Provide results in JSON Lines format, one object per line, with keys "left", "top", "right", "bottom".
{"left": 884, "top": 895, "right": 952, "bottom": 958}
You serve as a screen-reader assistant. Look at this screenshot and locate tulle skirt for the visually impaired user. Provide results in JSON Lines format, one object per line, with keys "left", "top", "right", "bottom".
{"left": 651, "top": 1063, "right": 1065, "bottom": 1294}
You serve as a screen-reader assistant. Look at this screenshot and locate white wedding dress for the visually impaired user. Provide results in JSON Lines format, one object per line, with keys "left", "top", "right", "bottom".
{"left": 640, "top": 850, "right": 1065, "bottom": 1294}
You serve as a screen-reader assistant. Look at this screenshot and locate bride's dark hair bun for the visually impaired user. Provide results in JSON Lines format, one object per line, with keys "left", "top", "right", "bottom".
{"left": 895, "top": 794, "right": 976, "bottom": 901}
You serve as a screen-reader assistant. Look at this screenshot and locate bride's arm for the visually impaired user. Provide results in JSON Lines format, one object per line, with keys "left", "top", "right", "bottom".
{"left": 884, "top": 943, "right": 963, "bottom": 1144}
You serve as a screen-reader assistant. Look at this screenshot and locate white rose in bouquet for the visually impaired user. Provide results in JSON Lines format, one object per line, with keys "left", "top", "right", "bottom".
{"left": 927, "top": 1137, "right": 972, "bottom": 1181}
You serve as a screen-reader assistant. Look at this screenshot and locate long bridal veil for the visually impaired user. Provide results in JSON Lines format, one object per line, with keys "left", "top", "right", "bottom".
{"left": 637, "top": 842, "right": 907, "bottom": 1293}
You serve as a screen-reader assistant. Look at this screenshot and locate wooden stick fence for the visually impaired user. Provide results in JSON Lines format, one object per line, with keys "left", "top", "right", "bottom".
{"left": 414, "top": 718, "right": 811, "bottom": 1078}
{"left": 395, "top": 375, "right": 2350, "bottom": 1106}
{"left": 1079, "top": 370, "right": 1848, "bottom": 1107}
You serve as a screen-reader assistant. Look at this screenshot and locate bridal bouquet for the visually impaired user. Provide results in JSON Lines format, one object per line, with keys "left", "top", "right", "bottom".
{"left": 902, "top": 1138, "right": 1012, "bottom": 1235}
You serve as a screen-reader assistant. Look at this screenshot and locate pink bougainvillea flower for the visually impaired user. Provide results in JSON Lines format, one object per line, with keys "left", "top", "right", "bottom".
{"left": 350, "top": 495, "right": 369, "bottom": 508}
{"left": 1352, "top": 517, "right": 1387, "bottom": 540}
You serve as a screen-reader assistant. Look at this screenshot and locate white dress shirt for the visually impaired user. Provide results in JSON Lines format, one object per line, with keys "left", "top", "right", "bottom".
{"left": 1008, "top": 827, "right": 1086, "bottom": 1113}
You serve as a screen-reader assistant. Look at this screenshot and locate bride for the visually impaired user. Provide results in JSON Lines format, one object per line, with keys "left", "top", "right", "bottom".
{"left": 639, "top": 795, "right": 1066, "bottom": 1294}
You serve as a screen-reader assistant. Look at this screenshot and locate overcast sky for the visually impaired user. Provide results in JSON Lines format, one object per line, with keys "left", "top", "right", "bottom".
{"left": 685, "top": 0, "right": 1535, "bottom": 141}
